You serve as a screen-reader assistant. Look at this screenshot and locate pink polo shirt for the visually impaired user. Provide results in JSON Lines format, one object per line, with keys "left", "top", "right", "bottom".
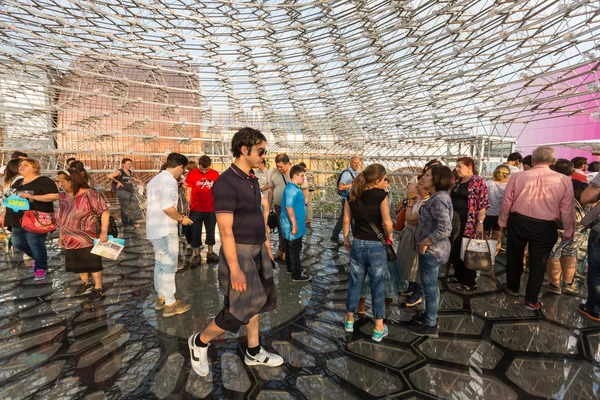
{"left": 498, "top": 165, "right": 575, "bottom": 238}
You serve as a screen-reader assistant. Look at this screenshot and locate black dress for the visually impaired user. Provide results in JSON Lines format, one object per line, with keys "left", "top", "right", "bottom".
{"left": 450, "top": 180, "right": 477, "bottom": 287}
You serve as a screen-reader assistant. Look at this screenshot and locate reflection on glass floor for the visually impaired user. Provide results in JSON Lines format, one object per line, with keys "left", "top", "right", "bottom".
{"left": 0, "top": 222, "right": 599, "bottom": 399}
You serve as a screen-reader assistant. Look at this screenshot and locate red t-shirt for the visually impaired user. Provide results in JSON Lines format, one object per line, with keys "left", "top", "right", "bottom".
{"left": 572, "top": 171, "right": 587, "bottom": 183}
{"left": 185, "top": 168, "right": 219, "bottom": 212}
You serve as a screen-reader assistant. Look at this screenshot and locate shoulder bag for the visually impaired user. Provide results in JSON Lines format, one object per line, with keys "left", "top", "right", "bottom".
{"left": 19, "top": 178, "right": 57, "bottom": 234}
{"left": 85, "top": 190, "right": 118, "bottom": 238}
{"left": 356, "top": 199, "right": 397, "bottom": 261}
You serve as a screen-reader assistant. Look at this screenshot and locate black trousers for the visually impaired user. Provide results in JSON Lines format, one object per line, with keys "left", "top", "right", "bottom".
{"left": 274, "top": 205, "right": 286, "bottom": 252}
{"left": 451, "top": 235, "right": 477, "bottom": 287}
{"left": 506, "top": 213, "right": 558, "bottom": 303}
{"left": 285, "top": 237, "right": 303, "bottom": 278}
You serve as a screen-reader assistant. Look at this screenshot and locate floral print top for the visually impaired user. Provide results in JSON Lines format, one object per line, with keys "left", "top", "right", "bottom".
{"left": 453, "top": 175, "right": 490, "bottom": 237}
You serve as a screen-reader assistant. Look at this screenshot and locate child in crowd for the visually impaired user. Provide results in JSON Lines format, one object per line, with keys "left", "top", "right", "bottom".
{"left": 280, "top": 165, "right": 312, "bottom": 282}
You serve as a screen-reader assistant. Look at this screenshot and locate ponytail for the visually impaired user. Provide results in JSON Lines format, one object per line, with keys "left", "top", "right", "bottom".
{"left": 349, "top": 173, "right": 367, "bottom": 203}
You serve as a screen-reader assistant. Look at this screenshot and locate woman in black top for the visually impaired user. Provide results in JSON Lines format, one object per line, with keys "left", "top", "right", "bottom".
{"left": 107, "top": 158, "right": 144, "bottom": 228}
{"left": 0, "top": 158, "right": 59, "bottom": 280}
{"left": 342, "top": 163, "right": 394, "bottom": 342}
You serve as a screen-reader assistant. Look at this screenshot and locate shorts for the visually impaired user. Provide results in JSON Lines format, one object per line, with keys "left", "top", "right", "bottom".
{"left": 214, "top": 277, "right": 275, "bottom": 333}
{"left": 65, "top": 247, "right": 103, "bottom": 273}
{"left": 549, "top": 233, "right": 580, "bottom": 259}
{"left": 483, "top": 215, "right": 500, "bottom": 232}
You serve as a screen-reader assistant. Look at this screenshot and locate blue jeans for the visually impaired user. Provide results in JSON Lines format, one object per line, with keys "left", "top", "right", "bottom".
{"left": 11, "top": 228, "right": 48, "bottom": 271}
{"left": 346, "top": 239, "right": 387, "bottom": 319}
{"left": 149, "top": 233, "right": 179, "bottom": 304}
{"left": 586, "top": 231, "right": 600, "bottom": 314}
{"left": 419, "top": 251, "right": 441, "bottom": 327}
{"left": 116, "top": 190, "right": 141, "bottom": 227}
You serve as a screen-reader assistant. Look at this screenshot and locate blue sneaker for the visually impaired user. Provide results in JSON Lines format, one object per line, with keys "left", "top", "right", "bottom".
{"left": 372, "top": 324, "right": 388, "bottom": 342}
{"left": 344, "top": 317, "right": 354, "bottom": 333}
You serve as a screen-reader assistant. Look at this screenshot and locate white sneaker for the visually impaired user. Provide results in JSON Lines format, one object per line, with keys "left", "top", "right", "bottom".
{"left": 188, "top": 333, "right": 210, "bottom": 376}
{"left": 244, "top": 347, "right": 284, "bottom": 367}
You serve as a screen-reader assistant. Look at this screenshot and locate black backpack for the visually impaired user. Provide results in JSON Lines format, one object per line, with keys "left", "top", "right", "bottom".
{"left": 267, "top": 210, "right": 279, "bottom": 233}
{"left": 336, "top": 170, "right": 355, "bottom": 196}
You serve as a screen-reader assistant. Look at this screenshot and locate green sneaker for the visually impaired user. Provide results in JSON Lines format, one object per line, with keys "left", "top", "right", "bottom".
{"left": 344, "top": 317, "right": 354, "bottom": 333}
{"left": 372, "top": 324, "right": 389, "bottom": 342}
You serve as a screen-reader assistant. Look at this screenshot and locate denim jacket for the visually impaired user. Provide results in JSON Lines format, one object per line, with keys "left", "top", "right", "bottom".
{"left": 414, "top": 190, "right": 454, "bottom": 264}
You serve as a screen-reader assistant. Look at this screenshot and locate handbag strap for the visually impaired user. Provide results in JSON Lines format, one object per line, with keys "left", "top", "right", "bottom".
{"left": 356, "top": 199, "right": 387, "bottom": 247}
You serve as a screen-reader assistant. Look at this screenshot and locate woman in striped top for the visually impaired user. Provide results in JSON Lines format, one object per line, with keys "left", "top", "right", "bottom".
{"left": 56, "top": 168, "right": 110, "bottom": 302}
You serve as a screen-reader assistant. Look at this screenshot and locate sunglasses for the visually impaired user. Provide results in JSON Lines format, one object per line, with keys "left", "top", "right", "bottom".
{"left": 256, "top": 147, "right": 267, "bottom": 157}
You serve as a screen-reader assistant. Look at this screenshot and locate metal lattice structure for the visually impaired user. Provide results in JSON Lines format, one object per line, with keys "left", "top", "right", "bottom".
{"left": 0, "top": 0, "right": 599, "bottom": 172}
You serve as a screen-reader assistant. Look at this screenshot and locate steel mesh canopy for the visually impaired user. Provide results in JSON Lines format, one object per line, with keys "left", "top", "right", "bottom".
{"left": 0, "top": 0, "right": 599, "bottom": 163}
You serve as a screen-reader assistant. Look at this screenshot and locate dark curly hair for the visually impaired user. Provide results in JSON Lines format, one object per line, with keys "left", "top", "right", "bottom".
{"left": 230, "top": 127, "right": 267, "bottom": 158}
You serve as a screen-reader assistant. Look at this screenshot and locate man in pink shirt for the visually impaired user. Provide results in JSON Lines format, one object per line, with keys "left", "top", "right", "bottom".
{"left": 498, "top": 146, "right": 575, "bottom": 310}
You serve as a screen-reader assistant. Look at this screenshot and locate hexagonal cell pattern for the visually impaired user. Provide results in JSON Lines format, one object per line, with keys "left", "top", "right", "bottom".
{"left": 471, "top": 293, "right": 536, "bottom": 318}
{"left": 296, "top": 375, "right": 358, "bottom": 400}
{"left": 507, "top": 358, "right": 600, "bottom": 399}
{"left": 410, "top": 364, "right": 517, "bottom": 400}
{"left": 347, "top": 340, "right": 416, "bottom": 368}
{"left": 585, "top": 332, "right": 600, "bottom": 363}
{"left": 418, "top": 339, "right": 503, "bottom": 369}
{"left": 438, "top": 314, "right": 485, "bottom": 335}
{"left": 491, "top": 322, "right": 579, "bottom": 354}
{"left": 326, "top": 357, "right": 403, "bottom": 396}
{"left": 541, "top": 295, "right": 600, "bottom": 329}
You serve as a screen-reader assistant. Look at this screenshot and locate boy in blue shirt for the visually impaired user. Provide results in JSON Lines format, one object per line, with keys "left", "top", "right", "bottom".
{"left": 280, "top": 165, "right": 312, "bottom": 282}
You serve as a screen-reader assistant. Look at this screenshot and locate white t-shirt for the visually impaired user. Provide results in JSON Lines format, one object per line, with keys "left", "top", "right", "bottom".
{"left": 146, "top": 170, "right": 179, "bottom": 240}
{"left": 255, "top": 168, "right": 271, "bottom": 191}
{"left": 486, "top": 179, "right": 508, "bottom": 216}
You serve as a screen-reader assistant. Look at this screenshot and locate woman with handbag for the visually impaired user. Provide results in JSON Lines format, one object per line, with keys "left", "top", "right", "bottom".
{"left": 0, "top": 158, "right": 59, "bottom": 280}
{"left": 342, "top": 164, "right": 394, "bottom": 342}
{"left": 410, "top": 165, "right": 455, "bottom": 338}
{"left": 449, "top": 157, "right": 490, "bottom": 291}
{"left": 56, "top": 168, "right": 110, "bottom": 302}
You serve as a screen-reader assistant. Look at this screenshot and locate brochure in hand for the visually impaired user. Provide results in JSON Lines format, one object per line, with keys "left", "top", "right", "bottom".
{"left": 91, "top": 236, "right": 125, "bottom": 260}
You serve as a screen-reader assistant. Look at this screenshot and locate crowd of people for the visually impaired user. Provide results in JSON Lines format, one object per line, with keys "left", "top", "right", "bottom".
{"left": 0, "top": 132, "right": 598, "bottom": 374}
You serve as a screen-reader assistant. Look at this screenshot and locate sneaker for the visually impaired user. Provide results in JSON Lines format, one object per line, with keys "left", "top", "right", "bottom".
{"left": 244, "top": 347, "right": 284, "bottom": 367}
{"left": 541, "top": 281, "right": 562, "bottom": 295}
{"left": 88, "top": 287, "right": 105, "bottom": 302}
{"left": 155, "top": 297, "right": 165, "bottom": 311}
{"left": 344, "top": 316, "right": 354, "bottom": 333}
{"left": 502, "top": 283, "right": 519, "bottom": 297}
{"left": 188, "top": 333, "right": 210, "bottom": 376}
{"left": 330, "top": 238, "right": 342, "bottom": 246}
{"left": 523, "top": 300, "right": 541, "bottom": 311}
{"left": 371, "top": 324, "right": 389, "bottom": 342}
{"left": 29, "top": 262, "right": 36, "bottom": 272}
{"left": 163, "top": 300, "right": 191, "bottom": 317}
{"left": 408, "top": 323, "right": 439, "bottom": 338}
{"left": 578, "top": 304, "right": 600, "bottom": 321}
{"left": 286, "top": 268, "right": 292, "bottom": 275}
{"left": 75, "top": 281, "right": 94, "bottom": 296}
{"left": 292, "top": 270, "right": 312, "bottom": 282}
{"left": 562, "top": 283, "right": 579, "bottom": 296}
{"left": 34, "top": 270, "right": 46, "bottom": 280}
{"left": 206, "top": 252, "right": 220, "bottom": 263}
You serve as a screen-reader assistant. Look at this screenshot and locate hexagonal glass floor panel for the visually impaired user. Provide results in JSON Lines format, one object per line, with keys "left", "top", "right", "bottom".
{"left": 418, "top": 339, "right": 503, "bottom": 369}
{"left": 491, "top": 322, "right": 579, "bottom": 354}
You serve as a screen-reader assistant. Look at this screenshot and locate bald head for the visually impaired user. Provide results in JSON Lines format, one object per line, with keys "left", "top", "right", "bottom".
{"left": 350, "top": 156, "right": 361, "bottom": 172}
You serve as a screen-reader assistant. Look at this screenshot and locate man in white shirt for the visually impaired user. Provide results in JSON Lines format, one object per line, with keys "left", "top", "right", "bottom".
{"left": 503, "top": 152, "right": 522, "bottom": 175}
{"left": 147, "top": 153, "right": 193, "bottom": 318}
{"left": 255, "top": 159, "right": 271, "bottom": 194}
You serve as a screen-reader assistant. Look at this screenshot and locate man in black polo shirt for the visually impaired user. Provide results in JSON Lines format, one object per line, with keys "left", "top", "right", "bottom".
{"left": 188, "top": 127, "right": 284, "bottom": 377}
